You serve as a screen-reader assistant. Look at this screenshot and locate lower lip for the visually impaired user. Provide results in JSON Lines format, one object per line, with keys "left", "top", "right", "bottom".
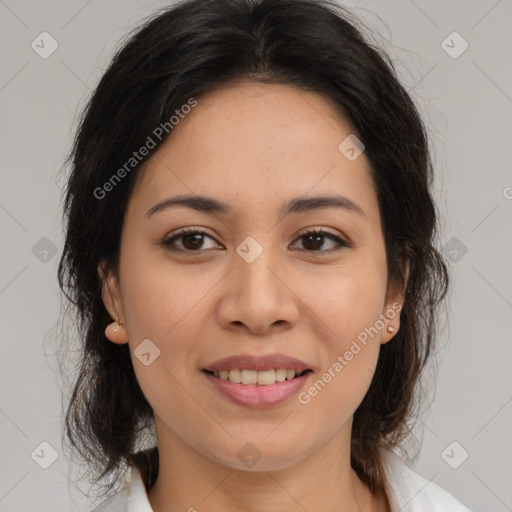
{"left": 203, "top": 371, "right": 311, "bottom": 408}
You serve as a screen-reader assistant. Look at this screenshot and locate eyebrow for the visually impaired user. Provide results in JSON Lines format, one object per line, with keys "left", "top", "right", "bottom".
{"left": 145, "top": 193, "right": 366, "bottom": 218}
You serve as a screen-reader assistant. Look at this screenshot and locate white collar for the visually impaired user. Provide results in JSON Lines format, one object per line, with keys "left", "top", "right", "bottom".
{"left": 380, "top": 448, "right": 471, "bottom": 511}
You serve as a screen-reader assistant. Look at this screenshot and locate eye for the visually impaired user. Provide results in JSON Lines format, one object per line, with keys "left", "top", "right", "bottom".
{"left": 291, "top": 228, "right": 349, "bottom": 253}
{"left": 162, "top": 227, "right": 349, "bottom": 254}
{"left": 162, "top": 227, "right": 221, "bottom": 252}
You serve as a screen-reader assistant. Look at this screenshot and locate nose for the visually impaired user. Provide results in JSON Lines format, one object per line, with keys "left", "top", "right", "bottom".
{"left": 216, "top": 244, "right": 301, "bottom": 336}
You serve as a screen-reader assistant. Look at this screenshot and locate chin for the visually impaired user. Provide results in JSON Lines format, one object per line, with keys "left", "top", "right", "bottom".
{"left": 204, "top": 437, "right": 314, "bottom": 473}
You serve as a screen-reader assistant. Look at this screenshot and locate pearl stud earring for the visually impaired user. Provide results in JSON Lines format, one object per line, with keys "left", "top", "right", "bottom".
{"left": 105, "top": 321, "right": 123, "bottom": 337}
{"left": 387, "top": 325, "right": 395, "bottom": 333}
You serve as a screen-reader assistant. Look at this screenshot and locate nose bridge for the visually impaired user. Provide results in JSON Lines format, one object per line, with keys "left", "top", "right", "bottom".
{"left": 217, "top": 232, "right": 299, "bottom": 333}
{"left": 235, "top": 235, "right": 284, "bottom": 306}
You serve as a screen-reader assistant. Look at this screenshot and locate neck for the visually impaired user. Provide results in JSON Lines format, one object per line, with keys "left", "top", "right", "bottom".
{"left": 147, "top": 421, "right": 377, "bottom": 512}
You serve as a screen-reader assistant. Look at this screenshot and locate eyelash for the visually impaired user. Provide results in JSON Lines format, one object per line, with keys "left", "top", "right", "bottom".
{"left": 162, "top": 227, "right": 349, "bottom": 254}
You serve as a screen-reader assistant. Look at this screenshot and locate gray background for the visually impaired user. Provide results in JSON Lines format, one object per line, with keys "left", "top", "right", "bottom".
{"left": 0, "top": 1, "right": 511, "bottom": 511}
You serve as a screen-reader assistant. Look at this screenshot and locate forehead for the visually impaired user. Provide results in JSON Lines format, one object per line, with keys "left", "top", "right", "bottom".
{"left": 131, "top": 82, "right": 378, "bottom": 223}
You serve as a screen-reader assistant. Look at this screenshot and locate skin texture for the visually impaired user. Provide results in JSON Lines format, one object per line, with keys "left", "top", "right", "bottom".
{"left": 100, "top": 82, "right": 407, "bottom": 512}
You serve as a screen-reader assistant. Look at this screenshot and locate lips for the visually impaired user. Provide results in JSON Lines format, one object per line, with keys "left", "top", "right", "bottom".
{"left": 202, "top": 353, "right": 313, "bottom": 408}
{"left": 203, "top": 353, "right": 311, "bottom": 373}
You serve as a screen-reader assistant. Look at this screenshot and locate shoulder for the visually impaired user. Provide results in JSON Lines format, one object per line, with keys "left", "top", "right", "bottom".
{"left": 380, "top": 448, "right": 472, "bottom": 512}
{"left": 88, "top": 468, "right": 149, "bottom": 512}
{"left": 89, "top": 487, "right": 130, "bottom": 512}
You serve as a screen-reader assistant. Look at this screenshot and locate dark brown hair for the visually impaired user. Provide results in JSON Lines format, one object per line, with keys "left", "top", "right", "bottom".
{"left": 57, "top": 0, "right": 449, "bottom": 501}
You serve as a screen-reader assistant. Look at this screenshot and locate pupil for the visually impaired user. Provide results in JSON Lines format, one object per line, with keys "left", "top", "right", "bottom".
{"left": 183, "top": 234, "right": 203, "bottom": 250}
{"left": 304, "top": 234, "right": 322, "bottom": 251}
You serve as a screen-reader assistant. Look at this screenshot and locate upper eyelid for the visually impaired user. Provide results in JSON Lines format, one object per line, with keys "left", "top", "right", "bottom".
{"left": 165, "top": 226, "right": 344, "bottom": 240}
{"left": 295, "top": 226, "right": 341, "bottom": 238}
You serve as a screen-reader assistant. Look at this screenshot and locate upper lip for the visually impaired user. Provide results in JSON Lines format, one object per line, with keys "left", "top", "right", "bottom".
{"left": 203, "top": 353, "right": 311, "bottom": 373}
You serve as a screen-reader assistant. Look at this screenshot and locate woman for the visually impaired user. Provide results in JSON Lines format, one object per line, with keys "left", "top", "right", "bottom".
{"left": 58, "top": 0, "right": 472, "bottom": 510}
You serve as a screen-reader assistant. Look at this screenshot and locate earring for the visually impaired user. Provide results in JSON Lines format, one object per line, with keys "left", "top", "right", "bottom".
{"left": 105, "top": 321, "right": 124, "bottom": 338}
{"left": 387, "top": 325, "right": 395, "bottom": 333}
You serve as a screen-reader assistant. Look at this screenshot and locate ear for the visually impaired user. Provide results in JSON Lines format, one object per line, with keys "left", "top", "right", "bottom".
{"left": 380, "top": 259, "right": 409, "bottom": 345}
{"left": 98, "top": 260, "right": 128, "bottom": 344}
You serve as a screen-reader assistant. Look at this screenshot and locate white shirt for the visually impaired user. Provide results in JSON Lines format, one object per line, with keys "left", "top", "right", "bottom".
{"left": 91, "top": 448, "right": 472, "bottom": 511}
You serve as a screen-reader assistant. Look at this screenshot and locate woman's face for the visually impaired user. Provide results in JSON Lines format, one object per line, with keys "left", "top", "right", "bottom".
{"left": 102, "top": 81, "right": 405, "bottom": 471}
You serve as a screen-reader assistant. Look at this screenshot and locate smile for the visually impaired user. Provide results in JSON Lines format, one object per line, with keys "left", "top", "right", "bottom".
{"left": 202, "top": 353, "right": 313, "bottom": 407}
{"left": 205, "top": 368, "right": 311, "bottom": 386}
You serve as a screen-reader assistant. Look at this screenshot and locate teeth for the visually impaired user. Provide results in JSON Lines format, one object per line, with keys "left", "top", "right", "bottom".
{"left": 241, "top": 369, "right": 258, "bottom": 385}
{"left": 286, "top": 369, "right": 296, "bottom": 380}
{"left": 228, "top": 369, "right": 241, "bottom": 383}
{"left": 275, "top": 368, "right": 287, "bottom": 382}
{"left": 257, "top": 369, "right": 275, "bottom": 385}
{"left": 213, "top": 368, "right": 302, "bottom": 385}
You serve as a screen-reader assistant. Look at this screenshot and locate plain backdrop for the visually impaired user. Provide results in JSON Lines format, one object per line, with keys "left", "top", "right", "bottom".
{"left": 0, "top": 1, "right": 511, "bottom": 511}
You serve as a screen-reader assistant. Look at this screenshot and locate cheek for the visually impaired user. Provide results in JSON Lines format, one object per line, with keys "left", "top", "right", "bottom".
{"left": 120, "top": 258, "right": 206, "bottom": 429}
{"left": 308, "top": 260, "right": 387, "bottom": 344}
{"left": 118, "top": 254, "right": 213, "bottom": 408}
{"left": 297, "top": 262, "right": 385, "bottom": 411}
{"left": 298, "top": 277, "right": 384, "bottom": 430}
{"left": 120, "top": 252, "right": 212, "bottom": 341}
